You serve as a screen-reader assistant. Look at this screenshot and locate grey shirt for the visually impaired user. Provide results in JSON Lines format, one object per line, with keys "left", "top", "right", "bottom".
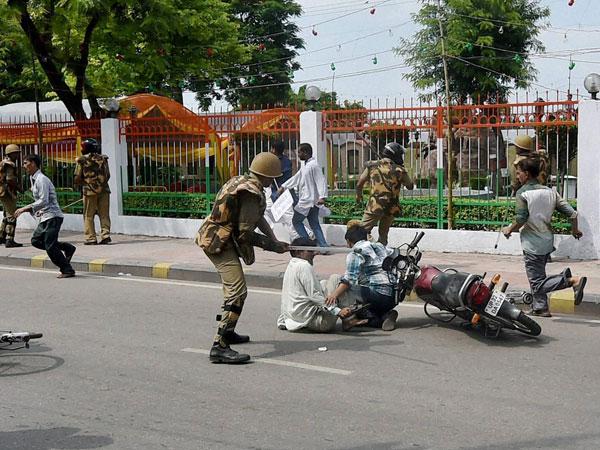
{"left": 28, "top": 170, "right": 63, "bottom": 223}
{"left": 515, "top": 181, "right": 577, "bottom": 255}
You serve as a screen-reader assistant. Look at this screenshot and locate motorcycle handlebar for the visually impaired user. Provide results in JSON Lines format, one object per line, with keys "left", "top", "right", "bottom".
{"left": 408, "top": 231, "right": 425, "bottom": 249}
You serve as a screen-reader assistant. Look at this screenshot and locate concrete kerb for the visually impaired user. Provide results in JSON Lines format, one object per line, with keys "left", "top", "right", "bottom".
{"left": 1, "top": 251, "right": 598, "bottom": 315}
{"left": 0, "top": 253, "right": 286, "bottom": 290}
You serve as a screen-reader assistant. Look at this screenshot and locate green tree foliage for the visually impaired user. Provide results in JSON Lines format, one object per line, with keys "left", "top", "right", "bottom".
{"left": 397, "top": 0, "right": 550, "bottom": 103}
{"left": 195, "top": 0, "right": 304, "bottom": 109}
{"left": 1, "top": 0, "right": 248, "bottom": 118}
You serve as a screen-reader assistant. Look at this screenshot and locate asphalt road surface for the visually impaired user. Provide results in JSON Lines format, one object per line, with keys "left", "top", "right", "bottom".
{"left": 1, "top": 265, "right": 600, "bottom": 450}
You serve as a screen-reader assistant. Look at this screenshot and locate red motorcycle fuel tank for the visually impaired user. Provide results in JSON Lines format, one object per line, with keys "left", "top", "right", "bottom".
{"left": 414, "top": 265, "right": 442, "bottom": 299}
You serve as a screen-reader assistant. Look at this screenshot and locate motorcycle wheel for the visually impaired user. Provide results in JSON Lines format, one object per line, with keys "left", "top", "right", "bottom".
{"left": 493, "top": 311, "right": 541, "bottom": 336}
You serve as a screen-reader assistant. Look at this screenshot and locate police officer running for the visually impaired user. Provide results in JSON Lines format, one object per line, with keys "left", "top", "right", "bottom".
{"left": 355, "top": 142, "right": 414, "bottom": 246}
{"left": 0, "top": 144, "right": 23, "bottom": 248}
{"left": 196, "top": 152, "right": 289, "bottom": 364}
{"left": 74, "top": 138, "right": 112, "bottom": 245}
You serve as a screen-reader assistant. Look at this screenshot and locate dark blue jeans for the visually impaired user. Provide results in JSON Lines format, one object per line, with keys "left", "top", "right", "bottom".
{"left": 359, "top": 286, "right": 395, "bottom": 328}
{"left": 31, "top": 217, "right": 76, "bottom": 274}
{"left": 292, "top": 206, "right": 328, "bottom": 247}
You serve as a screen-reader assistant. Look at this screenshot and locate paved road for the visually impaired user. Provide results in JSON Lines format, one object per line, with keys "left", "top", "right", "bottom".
{"left": 2, "top": 266, "right": 600, "bottom": 450}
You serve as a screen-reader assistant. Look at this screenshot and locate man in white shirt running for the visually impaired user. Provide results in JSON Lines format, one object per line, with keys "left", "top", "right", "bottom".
{"left": 278, "top": 237, "right": 367, "bottom": 332}
{"left": 279, "top": 143, "right": 329, "bottom": 247}
{"left": 15, "top": 154, "right": 76, "bottom": 278}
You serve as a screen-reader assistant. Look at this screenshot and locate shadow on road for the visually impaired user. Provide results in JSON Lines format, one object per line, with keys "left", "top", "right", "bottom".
{"left": 255, "top": 336, "right": 401, "bottom": 359}
{"left": 0, "top": 352, "right": 64, "bottom": 377}
{"left": 399, "top": 315, "right": 555, "bottom": 348}
{"left": 0, "top": 427, "right": 113, "bottom": 450}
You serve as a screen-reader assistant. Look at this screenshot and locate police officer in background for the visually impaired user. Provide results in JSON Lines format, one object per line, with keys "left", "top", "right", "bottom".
{"left": 196, "top": 152, "right": 289, "bottom": 364}
{"left": 511, "top": 135, "right": 548, "bottom": 194}
{"left": 0, "top": 144, "right": 23, "bottom": 248}
{"left": 74, "top": 138, "right": 111, "bottom": 245}
{"left": 355, "top": 142, "right": 414, "bottom": 246}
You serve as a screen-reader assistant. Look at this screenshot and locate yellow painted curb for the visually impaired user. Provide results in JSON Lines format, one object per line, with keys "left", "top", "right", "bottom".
{"left": 550, "top": 289, "right": 575, "bottom": 314}
{"left": 152, "top": 262, "right": 172, "bottom": 279}
{"left": 31, "top": 254, "right": 48, "bottom": 268}
{"left": 89, "top": 259, "right": 108, "bottom": 273}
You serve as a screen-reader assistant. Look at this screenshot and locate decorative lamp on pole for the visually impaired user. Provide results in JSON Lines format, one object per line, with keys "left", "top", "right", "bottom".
{"left": 304, "top": 85, "right": 321, "bottom": 111}
{"left": 104, "top": 98, "right": 121, "bottom": 118}
{"left": 583, "top": 73, "right": 600, "bottom": 100}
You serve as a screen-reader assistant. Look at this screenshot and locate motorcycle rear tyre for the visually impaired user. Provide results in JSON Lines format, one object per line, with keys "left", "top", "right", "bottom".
{"left": 495, "top": 311, "right": 541, "bottom": 336}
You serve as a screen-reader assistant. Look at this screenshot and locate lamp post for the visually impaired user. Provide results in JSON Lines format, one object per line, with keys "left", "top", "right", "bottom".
{"left": 304, "top": 85, "right": 321, "bottom": 111}
{"left": 104, "top": 98, "right": 121, "bottom": 118}
{"left": 584, "top": 73, "right": 600, "bottom": 100}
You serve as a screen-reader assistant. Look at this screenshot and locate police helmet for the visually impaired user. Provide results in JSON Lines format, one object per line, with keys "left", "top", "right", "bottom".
{"left": 513, "top": 135, "right": 533, "bottom": 153}
{"left": 4, "top": 144, "right": 20, "bottom": 155}
{"left": 249, "top": 152, "right": 282, "bottom": 178}
{"left": 82, "top": 138, "right": 100, "bottom": 155}
{"left": 382, "top": 142, "right": 406, "bottom": 165}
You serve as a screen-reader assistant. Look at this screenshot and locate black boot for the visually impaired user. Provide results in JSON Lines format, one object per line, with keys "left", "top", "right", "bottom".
{"left": 222, "top": 331, "right": 250, "bottom": 345}
{"left": 0, "top": 236, "right": 6, "bottom": 245}
{"left": 209, "top": 344, "right": 250, "bottom": 364}
{"left": 5, "top": 239, "right": 23, "bottom": 248}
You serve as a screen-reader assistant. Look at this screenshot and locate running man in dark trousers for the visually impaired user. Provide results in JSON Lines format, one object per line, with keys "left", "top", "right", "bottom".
{"left": 502, "top": 157, "right": 587, "bottom": 317}
{"left": 14, "top": 154, "right": 76, "bottom": 278}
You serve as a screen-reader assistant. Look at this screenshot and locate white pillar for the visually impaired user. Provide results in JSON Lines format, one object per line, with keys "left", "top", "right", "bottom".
{"left": 300, "top": 110, "right": 328, "bottom": 179}
{"left": 101, "top": 118, "right": 127, "bottom": 216}
{"left": 572, "top": 100, "right": 600, "bottom": 259}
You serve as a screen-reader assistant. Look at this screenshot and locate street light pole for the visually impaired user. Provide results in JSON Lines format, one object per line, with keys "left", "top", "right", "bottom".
{"left": 437, "top": 0, "right": 454, "bottom": 229}
{"left": 31, "top": 49, "right": 43, "bottom": 154}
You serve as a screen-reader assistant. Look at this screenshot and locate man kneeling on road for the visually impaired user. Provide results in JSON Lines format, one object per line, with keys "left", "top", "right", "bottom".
{"left": 278, "top": 237, "right": 368, "bottom": 332}
{"left": 326, "top": 221, "right": 399, "bottom": 331}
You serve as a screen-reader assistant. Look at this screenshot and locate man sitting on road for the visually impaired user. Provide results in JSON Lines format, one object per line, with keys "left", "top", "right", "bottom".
{"left": 326, "top": 221, "right": 399, "bottom": 331}
{"left": 278, "top": 237, "right": 368, "bottom": 332}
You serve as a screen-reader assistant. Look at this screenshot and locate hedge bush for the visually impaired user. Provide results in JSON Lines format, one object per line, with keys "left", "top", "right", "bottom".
{"left": 10, "top": 191, "right": 574, "bottom": 234}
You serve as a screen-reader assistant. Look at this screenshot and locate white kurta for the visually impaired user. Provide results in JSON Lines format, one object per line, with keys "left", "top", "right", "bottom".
{"left": 278, "top": 257, "right": 339, "bottom": 331}
{"left": 282, "top": 157, "right": 328, "bottom": 216}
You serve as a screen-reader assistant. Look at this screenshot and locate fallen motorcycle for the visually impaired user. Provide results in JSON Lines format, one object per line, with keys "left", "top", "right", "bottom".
{"left": 383, "top": 232, "right": 541, "bottom": 337}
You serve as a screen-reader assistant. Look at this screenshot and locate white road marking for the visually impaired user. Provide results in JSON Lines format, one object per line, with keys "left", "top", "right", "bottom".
{"left": 181, "top": 347, "right": 352, "bottom": 375}
{"left": 551, "top": 316, "right": 600, "bottom": 325}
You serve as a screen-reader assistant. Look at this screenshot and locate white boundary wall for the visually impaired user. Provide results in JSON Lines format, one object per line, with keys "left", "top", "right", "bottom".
{"left": 17, "top": 213, "right": 577, "bottom": 257}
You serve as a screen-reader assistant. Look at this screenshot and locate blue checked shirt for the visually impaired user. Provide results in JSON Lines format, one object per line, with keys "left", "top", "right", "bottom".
{"left": 341, "top": 240, "right": 395, "bottom": 297}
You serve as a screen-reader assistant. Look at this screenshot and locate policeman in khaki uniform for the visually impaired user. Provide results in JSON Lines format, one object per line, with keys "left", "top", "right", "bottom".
{"left": 196, "top": 152, "right": 288, "bottom": 364}
{"left": 0, "top": 144, "right": 23, "bottom": 248}
{"left": 74, "top": 138, "right": 111, "bottom": 245}
{"left": 355, "top": 142, "right": 414, "bottom": 246}
{"left": 511, "top": 135, "right": 548, "bottom": 193}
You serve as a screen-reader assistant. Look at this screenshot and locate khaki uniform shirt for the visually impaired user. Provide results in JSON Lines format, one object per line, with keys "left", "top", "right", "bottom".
{"left": 75, "top": 153, "right": 111, "bottom": 195}
{"left": 196, "top": 173, "right": 267, "bottom": 265}
{"left": 361, "top": 159, "right": 413, "bottom": 217}
{"left": 0, "top": 157, "right": 19, "bottom": 199}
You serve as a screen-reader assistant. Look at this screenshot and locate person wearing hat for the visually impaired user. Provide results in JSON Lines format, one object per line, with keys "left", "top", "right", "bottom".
{"left": 74, "top": 138, "right": 111, "bottom": 245}
{"left": 196, "top": 152, "right": 289, "bottom": 364}
{"left": 355, "top": 142, "right": 414, "bottom": 246}
{"left": 0, "top": 144, "right": 24, "bottom": 248}
{"left": 511, "top": 135, "right": 548, "bottom": 193}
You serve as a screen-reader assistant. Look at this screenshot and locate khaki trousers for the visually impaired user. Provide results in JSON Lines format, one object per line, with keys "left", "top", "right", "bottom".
{"left": 83, "top": 192, "right": 111, "bottom": 243}
{"left": 206, "top": 246, "right": 248, "bottom": 346}
{"left": 0, "top": 196, "right": 17, "bottom": 240}
{"left": 360, "top": 209, "right": 395, "bottom": 246}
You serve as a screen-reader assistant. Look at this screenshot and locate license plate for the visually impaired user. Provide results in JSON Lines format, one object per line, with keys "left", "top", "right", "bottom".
{"left": 484, "top": 291, "right": 507, "bottom": 317}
